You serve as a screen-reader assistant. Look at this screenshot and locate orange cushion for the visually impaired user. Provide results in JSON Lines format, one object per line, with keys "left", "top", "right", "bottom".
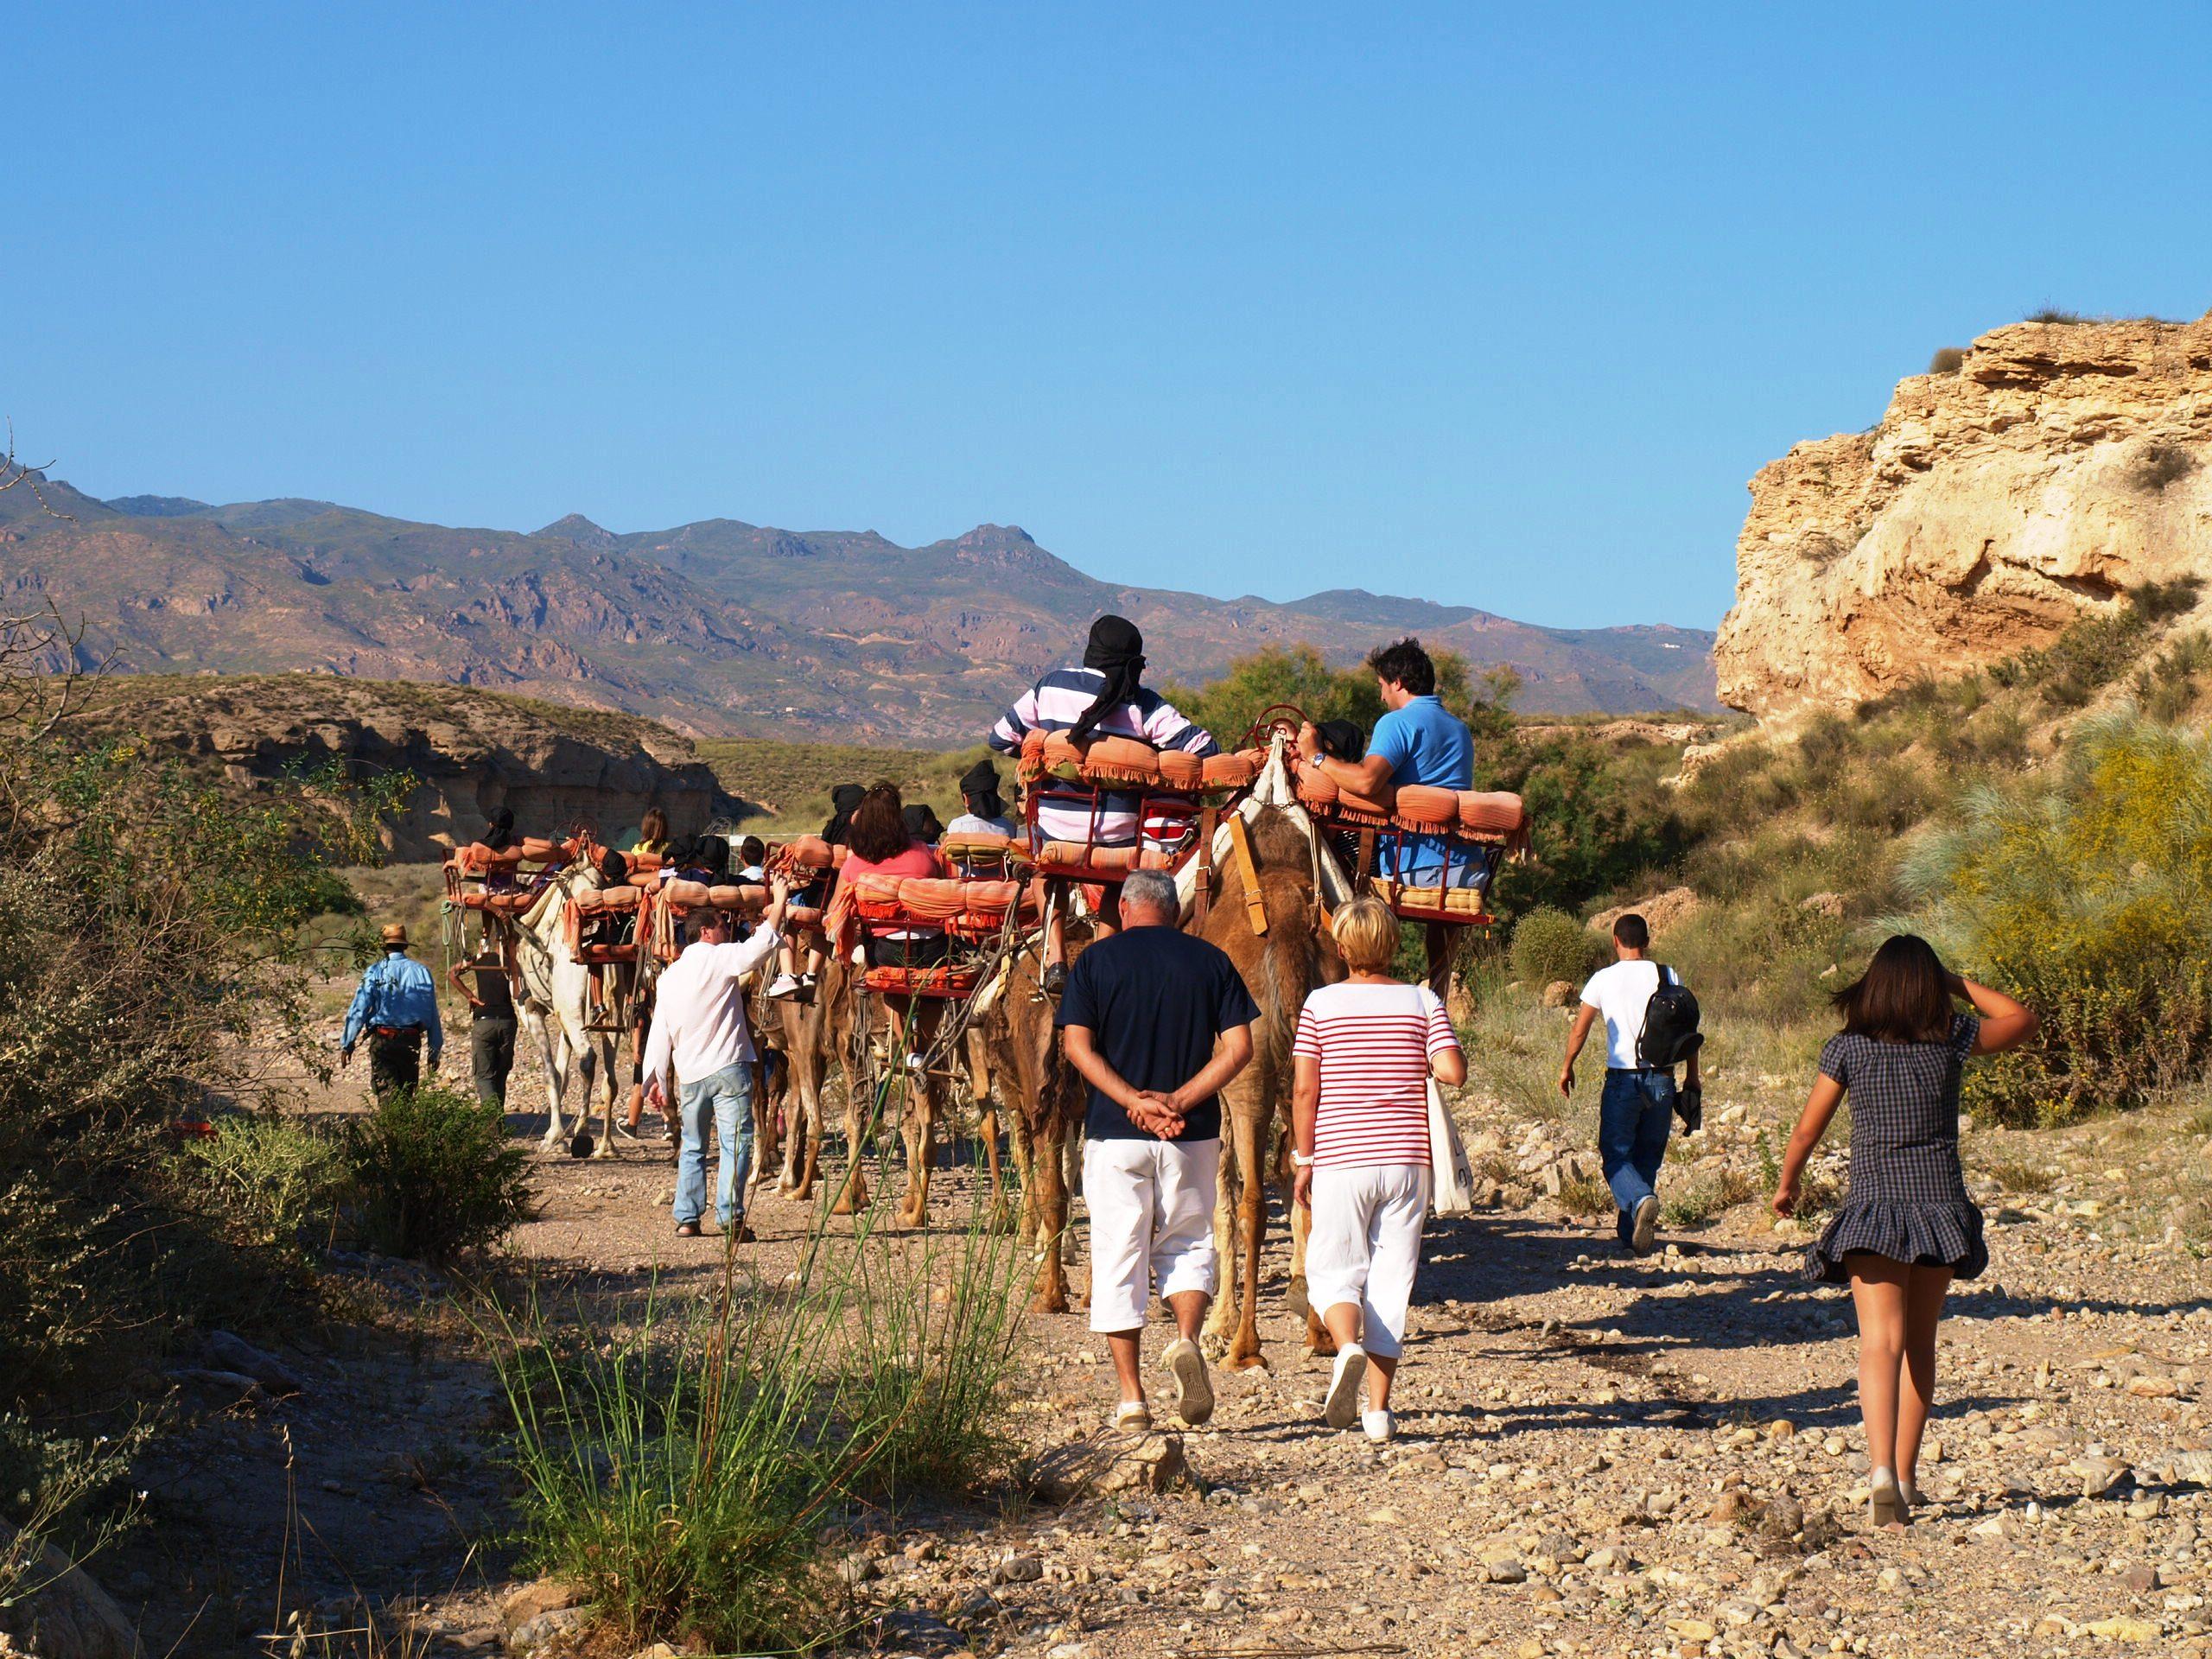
{"left": 1083, "top": 735, "right": 1162, "bottom": 785}
{"left": 1458, "top": 791, "right": 1528, "bottom": 837}
{"left": 1157, "top": 750, "right": 1204, "bottom": 791}
{"left": 1043, "top": 732, "right": 1088, "bottom": 782}
{"left": 1395, "top": 785, "right": 1459, "bottom": 828}
{"left": 1200, "top": 751, "right": 1262, "bottom": 792}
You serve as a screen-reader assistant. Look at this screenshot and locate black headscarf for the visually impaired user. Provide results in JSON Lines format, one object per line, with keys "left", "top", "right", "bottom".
{"left": 1315, "top": 719, "right": 1367, "bottom": 762}
{"left": 664, "top": 834, "right": 700, "bottom": 869}
{"left": 823, "top": 783, "right": 866, "bottom": 845}
{"left": 484, "top": 806, "right": 517, "bottom": 852}
{"left": 1071, "top": 614, "right": 1145, "bottom": 744}
{"left": 958, "top": 758, "right": 1005, "bottom": 821}
{"left": 903, "top": 804, "right": 944, "bottom": 845}
{"left": 696, "top": 834, "right": 730, "bottom": 878}
{"left": 596, "top": 849, "right": 630, "bottom": 887}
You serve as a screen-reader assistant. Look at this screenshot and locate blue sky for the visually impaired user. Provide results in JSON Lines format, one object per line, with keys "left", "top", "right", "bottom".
{"left": 9, "top": 4, "right": 2209, "bottom": 630}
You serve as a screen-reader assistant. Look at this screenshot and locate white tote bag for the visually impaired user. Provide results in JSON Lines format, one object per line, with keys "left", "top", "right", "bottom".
{"left": 1427, "top": 1078, "right": 1477, "bottom": 1215}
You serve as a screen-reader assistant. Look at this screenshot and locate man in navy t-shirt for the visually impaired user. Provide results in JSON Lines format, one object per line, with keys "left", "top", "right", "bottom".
{"left": 1297, "top": 636, "right": 1478, "bottom": 998}
{"left": 1057, "top": 868, "right": 1258, "bottom": 1433}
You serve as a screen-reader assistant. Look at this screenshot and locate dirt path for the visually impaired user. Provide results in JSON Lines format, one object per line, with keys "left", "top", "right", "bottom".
{"left": 112, "top": 1018, "right": 2212, "bottom": 1658}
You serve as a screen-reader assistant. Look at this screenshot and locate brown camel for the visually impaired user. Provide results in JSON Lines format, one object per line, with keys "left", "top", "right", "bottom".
{"left": 1196, "top": 804, "right": 1343, "bottom": 1370}
{"left": 761, "top": 957, "right": 857, "bottom": 1203}
{"left": 975, "top": 937, "right": 1088, "bottom": 1312}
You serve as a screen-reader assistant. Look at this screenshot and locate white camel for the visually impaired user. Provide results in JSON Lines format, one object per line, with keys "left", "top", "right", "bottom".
{"left": 509, "top": 855, "right": 635, "bottom": 1157}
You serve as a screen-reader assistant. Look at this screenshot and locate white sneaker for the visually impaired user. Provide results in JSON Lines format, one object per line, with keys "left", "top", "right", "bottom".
{"left": 1324, "top": 1344, "right": 1369, "bottom": 1430}
{"left": 1631, "top": 1194, "right": 1661, "bottom": 1255}
{"left": 1114, "top": 1399, "right": 1152, "bottom": 1433}
{"left": 1161, "top": 1337, "right": 1214, "bottom": 1426}
{"left": 1363, "top": 1408, "right": 1395, "bottom": 1444}
{"left": 766, "top": 973, "right": 802, "bottom": 1001}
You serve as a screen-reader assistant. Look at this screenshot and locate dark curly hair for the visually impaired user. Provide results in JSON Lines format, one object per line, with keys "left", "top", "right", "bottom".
{"left": 1365, "top": 637, "right": 1436, "bottom": 697}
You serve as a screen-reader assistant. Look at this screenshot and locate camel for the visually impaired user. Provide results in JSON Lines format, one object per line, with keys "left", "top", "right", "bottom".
{"left": 1192, "top": 801, "right": 1345, "bottom": 1368}
{"left": 757, "top": 957, "right": 857, "bottom": 1202}
{"left": 508, "top": 855, "right": 634, "bottom": 1158}
{"left": 972, "top": 938, "right": 1088, "bottom": 1310}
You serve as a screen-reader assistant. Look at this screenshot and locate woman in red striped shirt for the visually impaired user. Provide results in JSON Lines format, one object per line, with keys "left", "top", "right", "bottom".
{"left": 1292, "top": 897, "right": 1467, "bottom": 1443}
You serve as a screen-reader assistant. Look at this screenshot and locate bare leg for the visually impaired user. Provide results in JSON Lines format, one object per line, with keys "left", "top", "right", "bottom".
{"left": 1106, "top": 1329, "right": 1146, "bottom": 1408}
{"left": 1167, "top": 1287, "right": 1211, "bottom": 1341}
{"left": 1899, "top": 1264, "right": 1953, "bottom": 1488}
{"left": 1319, "top": 1300, "right": 1392, "bottom": 1402}
{"left": 1848, "top": 1254, "right": 1910, "bottom": 1516}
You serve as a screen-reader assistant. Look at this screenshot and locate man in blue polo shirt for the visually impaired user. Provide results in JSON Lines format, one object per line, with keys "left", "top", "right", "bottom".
{"left": 1298, "top": 636, "right": 1477, "bottom": 996}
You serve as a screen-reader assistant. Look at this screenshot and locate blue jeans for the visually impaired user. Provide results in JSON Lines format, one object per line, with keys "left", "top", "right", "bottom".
{"left": 674, "top": 1063, "right": 755, "bottom": 1230}
{"left": 1599, "top": 1069, "right": 1674, "bottom": 1245}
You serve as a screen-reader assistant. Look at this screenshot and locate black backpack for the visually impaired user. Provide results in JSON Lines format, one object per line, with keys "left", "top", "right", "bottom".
{"left": 1636, "top": 965, "right": 1703, "bottom": 1070}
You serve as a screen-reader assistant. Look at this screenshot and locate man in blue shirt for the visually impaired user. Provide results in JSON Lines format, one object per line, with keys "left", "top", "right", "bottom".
{"left": 342, "top": 923, "right": 445, "bottom": 1100}
{"left": 1297, "top": 637, "right": 1478, "bottom": 996}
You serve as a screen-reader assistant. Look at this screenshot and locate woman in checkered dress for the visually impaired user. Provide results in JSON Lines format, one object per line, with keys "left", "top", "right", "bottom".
{"left": 1771, "top": 935, "right": 2037, "bottom": 1529}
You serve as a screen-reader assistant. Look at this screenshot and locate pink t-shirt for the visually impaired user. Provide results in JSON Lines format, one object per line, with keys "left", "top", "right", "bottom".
{"left": 1294, "top": 981, "right": 1460, "bottom": 1168}
{"left": 842, "top": 843, "right": 941, "bottom": 881}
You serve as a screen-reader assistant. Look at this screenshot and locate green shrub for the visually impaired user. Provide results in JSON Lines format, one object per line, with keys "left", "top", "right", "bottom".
{"left": 2136, "top": 632, "right": 2212, "bottom": 723}
{"left": 494, "top": 1204, "right": 1025, "bottom": 1655}
{"left": 1929, "top": 346, "right": 1966, "bottom": 374}
{"left": 345, "top": 1087, "right": 533, "bottom": 1262}
{"left": 180, "top": 1116, "right": 346, "bottom": 1257}
{"left": 1510, "top": 906, "right": 1601, "bottom": 988}
{"left": 1661, "top": 1166, "right": 1762, "bottom": 1228}
{"left": 1901, "top": 712, "right": 2212, "bottom": 1123}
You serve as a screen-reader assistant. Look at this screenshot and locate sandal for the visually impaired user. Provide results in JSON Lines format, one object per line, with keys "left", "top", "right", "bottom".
{"left": 675, "top": 1221, "right": 702, "bottom": 1238}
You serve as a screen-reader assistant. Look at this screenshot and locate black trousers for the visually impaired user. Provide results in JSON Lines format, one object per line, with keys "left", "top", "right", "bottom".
{"left": 472, "top": 1014, "right": 518, "bottom": 1109}
{"left": 367, "top": 1028, "right": 424, "bottom": 1101}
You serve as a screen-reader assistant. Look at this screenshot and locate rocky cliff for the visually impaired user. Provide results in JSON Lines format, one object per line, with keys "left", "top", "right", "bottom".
{"left": 1715, "top": 313, "right": 2212, "bottom": 719}
{"left": 67, "top": 675, "right": 746, "bottom": 861}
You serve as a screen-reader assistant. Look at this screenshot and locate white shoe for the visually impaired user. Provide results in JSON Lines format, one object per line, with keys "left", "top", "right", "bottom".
{"left": 1324, "top": 1344, "right": 1369, "bottom": 1430}
{"left": 1162, "top": 1337, "right": 1214, "bottom": 1426}
{"left": 1114, "top": 1399, "right": 1152, "bottom": 1433}
{"left": 1631, "top": 1194, "right": 1661, "bottom": 1255}
{"left": 1363, "top": 1408, "right": 1395, "bottom": 1445}
{"left": 766, "top": 973, "right": 802, "bottom": 1001}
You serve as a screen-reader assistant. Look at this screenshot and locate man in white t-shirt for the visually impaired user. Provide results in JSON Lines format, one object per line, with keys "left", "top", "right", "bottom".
{"left": 1556, "top": 912, "right": 1702, "bottom": 1255}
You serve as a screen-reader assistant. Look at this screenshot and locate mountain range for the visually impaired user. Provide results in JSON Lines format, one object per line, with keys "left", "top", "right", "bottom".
{"left": 2, "top": 472, "right": 1718, "bottom": 741}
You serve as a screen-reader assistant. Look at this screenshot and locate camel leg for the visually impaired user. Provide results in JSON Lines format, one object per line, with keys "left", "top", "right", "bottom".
{"left": 830, "top": 1062, "right": 873, "bottom": 1217}
{"left": 1204, "top": 1143, "right": 1241, "bottom": 1349}
{"left": 1226, "top": 1102, "right": 1270, "bottom": 1371}
{"left": 897, "top": 1046, "right": 938, "bottom": 1229}
{"left": 1007, "top": 1109, "right": 1039, "bottom": 1241}
{"left": 591, "top": 1033, "right": 618, "bottom": 1158}
{"left": 1030, "top": 1122, "right": 1071, "bottom": 1314}
{"left": 1289, "top": 1182, "right": 1337, "bottom": 1354}
{"left": 529, "top": 1007, "right": 569, "bottom": 1151}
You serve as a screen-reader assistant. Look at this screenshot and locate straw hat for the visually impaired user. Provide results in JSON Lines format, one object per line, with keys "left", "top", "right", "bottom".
{"left": 380, "top": 923, "right": 409, "bottom": 947}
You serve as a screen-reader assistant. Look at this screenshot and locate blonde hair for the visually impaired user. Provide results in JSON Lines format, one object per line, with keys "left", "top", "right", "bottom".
{"left": 1331, "top": 896, "right": 1401, "bottom": 974}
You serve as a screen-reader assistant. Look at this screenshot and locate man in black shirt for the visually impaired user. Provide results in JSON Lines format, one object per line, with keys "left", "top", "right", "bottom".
{"left": 1057, "top": 868, "right": 1258, "bottom": 1432}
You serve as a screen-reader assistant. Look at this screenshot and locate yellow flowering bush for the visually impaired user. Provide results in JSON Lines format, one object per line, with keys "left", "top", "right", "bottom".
{"left": 1901, "top": 712, "right": 2212, "bottom": 1124}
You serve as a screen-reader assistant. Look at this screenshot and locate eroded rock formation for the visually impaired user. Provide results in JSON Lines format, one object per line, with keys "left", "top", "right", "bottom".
{"left": 68, "top": 675, "right": 744, "bottom": 860}
{"left": 1716, "top": 313, "right": 2212, "bottom": 719}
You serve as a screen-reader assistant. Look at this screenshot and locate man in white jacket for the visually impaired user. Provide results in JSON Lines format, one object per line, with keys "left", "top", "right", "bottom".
{"left": 645, "top": 876, "right": 791, "bottom": 1239}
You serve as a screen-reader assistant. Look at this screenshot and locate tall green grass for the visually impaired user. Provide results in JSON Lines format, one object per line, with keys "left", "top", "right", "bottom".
{"left": 490, "top": 1137, "right": 1027, "bottom": 1652}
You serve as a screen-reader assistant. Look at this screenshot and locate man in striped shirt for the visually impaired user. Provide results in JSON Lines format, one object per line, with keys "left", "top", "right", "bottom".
{"left": 988, "top": 614, "right": 1218, "bottom": 991}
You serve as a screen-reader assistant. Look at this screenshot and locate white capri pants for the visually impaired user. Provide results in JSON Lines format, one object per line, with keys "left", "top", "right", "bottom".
{"left": 1084, "top": 1135, "right": 1222, "bottom": 1333}
{"left": 1305, "top": 1163, "right": 1431, "bottom": 1359}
